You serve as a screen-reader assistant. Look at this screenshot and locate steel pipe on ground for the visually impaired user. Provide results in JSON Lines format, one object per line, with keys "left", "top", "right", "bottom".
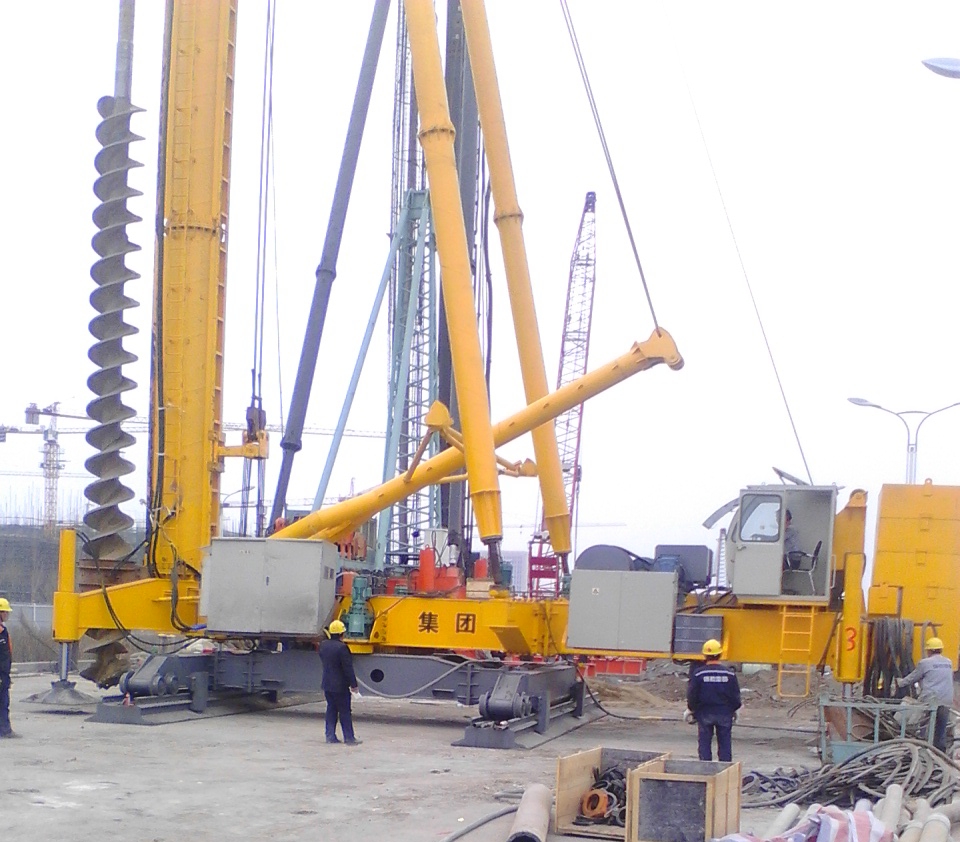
{"left": 505, "top": 784, "right": 551, "bottom": 842}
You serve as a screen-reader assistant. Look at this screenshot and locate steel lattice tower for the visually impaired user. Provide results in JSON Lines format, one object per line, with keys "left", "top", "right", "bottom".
{"left": 379, "top": 6, "right": 438, "bottom": 566}
{"left": 528, "top": 192, "right": 597, "bottom": 594}
{"left": 378, "top": 2, "right": 483, "bottom": 568}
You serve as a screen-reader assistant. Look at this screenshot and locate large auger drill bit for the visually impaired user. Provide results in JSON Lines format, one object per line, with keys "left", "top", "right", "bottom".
{"left": 84, "top": 94, "right": 145, "bottom": 563}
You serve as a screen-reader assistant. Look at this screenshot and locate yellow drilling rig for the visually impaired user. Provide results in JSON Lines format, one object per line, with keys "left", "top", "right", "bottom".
{"left": 46, "top": 1, "right": 959, "bottom": 748}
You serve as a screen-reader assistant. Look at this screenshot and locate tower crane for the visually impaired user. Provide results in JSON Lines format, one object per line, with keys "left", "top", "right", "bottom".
{"left": 0, "top": 403, "right": 92, "bottom": 530}
{"left": 527, "top": 191, "right": 598, "bottom": 596}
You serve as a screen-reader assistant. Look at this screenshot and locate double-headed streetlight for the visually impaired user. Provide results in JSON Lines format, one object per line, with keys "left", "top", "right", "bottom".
{"left": 848, "top": 398, "right": 960, "bottom": 483}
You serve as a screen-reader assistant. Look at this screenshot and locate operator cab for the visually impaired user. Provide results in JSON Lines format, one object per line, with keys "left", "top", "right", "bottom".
{"left": 726, "top": 485, "right": 836, "bottom": 601}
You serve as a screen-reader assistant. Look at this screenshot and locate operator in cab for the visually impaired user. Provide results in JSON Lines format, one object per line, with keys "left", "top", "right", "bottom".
{"left": 684, "top": 639, "right": 741, "bottom": 761}
{"left": 0, "top": 597, "right": 13, "bottom": 738}
{"left": 782, "top": 509, "right": 802, "bottom": 569}
{"left": 894, "top": 636, "right": 954, "bottom": 752}
{"left": 319, "top": 619, "right": 362, "bottom": 745}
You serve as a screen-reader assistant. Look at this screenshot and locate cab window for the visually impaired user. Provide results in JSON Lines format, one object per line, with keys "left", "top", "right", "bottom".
{"left": 739, "top": 494, "right": 782, "bottom": 543}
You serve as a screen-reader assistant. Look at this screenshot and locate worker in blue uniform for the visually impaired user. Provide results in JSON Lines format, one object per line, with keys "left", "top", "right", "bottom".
{"left": 0, "top": 598, "right": 13, "bottom": 738}
{"left": 319, "top": 619, "right": 362, "bottom": 745}
{"left": 685, "top": 638, "right": 741, "bottom": 761}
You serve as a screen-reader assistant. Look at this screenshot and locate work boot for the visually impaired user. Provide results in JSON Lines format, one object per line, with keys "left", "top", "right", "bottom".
{"left": 344, "top": 739, "right": 363, "bottom": 746}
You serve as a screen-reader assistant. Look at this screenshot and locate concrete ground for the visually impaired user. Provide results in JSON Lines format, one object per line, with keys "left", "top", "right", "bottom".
{"left": 2, "top": 671, "right": 813, "bottom": 842}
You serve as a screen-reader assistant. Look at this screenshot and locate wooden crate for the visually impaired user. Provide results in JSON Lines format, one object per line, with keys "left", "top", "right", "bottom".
{"left": 555, "top": 747, "right": 670, "bottom": 840}
{"left": 626, "top": 758, "right": 741, "bottom": 842}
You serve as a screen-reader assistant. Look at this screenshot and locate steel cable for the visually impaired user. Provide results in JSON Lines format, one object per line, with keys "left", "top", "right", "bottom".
{"left": 559, "top": 0, "right": 660, "bottom": 334}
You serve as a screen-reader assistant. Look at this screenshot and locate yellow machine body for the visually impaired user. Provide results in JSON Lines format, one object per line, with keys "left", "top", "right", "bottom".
{"left": 867, "top": 481, "right": 960, "bottom": 669}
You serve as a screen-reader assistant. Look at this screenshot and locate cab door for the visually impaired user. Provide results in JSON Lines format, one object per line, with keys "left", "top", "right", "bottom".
{"left": 730, "top": 492, "right": 785, "bottom": 597}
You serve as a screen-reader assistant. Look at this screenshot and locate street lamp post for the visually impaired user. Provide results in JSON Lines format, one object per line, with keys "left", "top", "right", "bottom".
{"left": 847, "top": 397, "right": 960, "bottom": 483}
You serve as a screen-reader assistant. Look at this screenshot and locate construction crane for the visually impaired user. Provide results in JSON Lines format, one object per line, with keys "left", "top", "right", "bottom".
{"left": 527, "top": 191, "right": 598, "bottom": 596}
{"left": 0, "top": 403, "right": 93, "bottom": 530}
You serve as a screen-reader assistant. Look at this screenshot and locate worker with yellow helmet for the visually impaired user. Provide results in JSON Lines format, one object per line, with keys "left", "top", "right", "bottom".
{"left": 684, "top": 638, "right": 742, "bottom": 761}
{"left": 894, "top": 636, "right": 954, "bottom": 752}
{"left": 318, "top": 619, "right": 362, "bottom": 745}
{"left": 0, "top": 597, "right": 13, "bottom": 737}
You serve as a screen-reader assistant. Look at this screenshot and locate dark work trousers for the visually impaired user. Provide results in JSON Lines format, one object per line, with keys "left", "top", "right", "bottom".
{"left": 696, "top": 711, "right": 733, "bottom": 761}
{"left": 0, "top": 673, "right": 10, "bottom": 735}
{"left": 934, "top": 705, "right": 950, "bottom": 752}
{"left": 324, "top": 690, "right": 355, "bottom": 742}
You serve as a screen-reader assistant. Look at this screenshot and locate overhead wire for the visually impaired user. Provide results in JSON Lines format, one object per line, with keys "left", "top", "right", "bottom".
{"left": 252, "top": 0, "right": 277, "bottom": 402}
{"left": 666, "top": 17, "right": 814, "bottom": 483}
{"left": 241, "top": 0, "right": 278, "bottom": 537}
{"left": 559, "top": 0, "right": 660, "bottom": 335}
{"left": 271, "top": 129, "right": 284, "bottom": 432}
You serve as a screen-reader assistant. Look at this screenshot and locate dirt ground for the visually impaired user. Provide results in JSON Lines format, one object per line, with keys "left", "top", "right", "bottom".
{"left": 1, "top": 666, "right": 824, "bottom": 842}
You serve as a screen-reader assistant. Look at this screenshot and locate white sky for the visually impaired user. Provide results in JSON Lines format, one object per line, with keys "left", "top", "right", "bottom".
{"left": 1, "top": 2, "right": 959, "bottom": 565}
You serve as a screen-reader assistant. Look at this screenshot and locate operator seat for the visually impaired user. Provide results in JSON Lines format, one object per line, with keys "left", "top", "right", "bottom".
{"left": 784, "top": 540, "right": 822, "bottom": 596}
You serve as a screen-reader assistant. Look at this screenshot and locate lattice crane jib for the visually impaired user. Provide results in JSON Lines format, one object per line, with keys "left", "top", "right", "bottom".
{"left": 554, "top": 191, "right": 597, "bottom": 519}
{"left": 529, "top": 192, "right": 597, "bottom": 594}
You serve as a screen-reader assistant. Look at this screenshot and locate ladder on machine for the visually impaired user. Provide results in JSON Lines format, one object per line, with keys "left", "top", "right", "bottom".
{"left": 777, "top": 605, "right": 816, "bottom": 697}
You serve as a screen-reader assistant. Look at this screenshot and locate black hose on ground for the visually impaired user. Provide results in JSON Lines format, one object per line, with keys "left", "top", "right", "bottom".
{"left": 436, "top": 788, "right": 528, "bottom": 842}
{"left": 438, "top": 806, "right": 517, "bottom": 842}
{"left": 742, "top": 738, "right": 960, "bottom": 809}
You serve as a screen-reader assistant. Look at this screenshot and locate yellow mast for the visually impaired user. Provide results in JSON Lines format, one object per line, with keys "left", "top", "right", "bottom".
{"left": 150, "top": 0, "right": 238, "bottom": 575}
{"left": 403, "top": 0, "right": 504, "bottom": 556}
{"left": 460, "top": 0, "right": 571, "bottom": 556}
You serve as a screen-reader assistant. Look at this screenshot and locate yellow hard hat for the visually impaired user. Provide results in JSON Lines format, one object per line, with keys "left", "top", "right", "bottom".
{"left": 702, "top": 639, "right": 722, "bottom": 657}
{"left": 0, "top": 598, "right": 10, "bottom": 612}
{"left": 328, "top": 619, "right": 346, "bottom": 635}
{"left": 925, "top": 636, "right": 944, "bottom": 651}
